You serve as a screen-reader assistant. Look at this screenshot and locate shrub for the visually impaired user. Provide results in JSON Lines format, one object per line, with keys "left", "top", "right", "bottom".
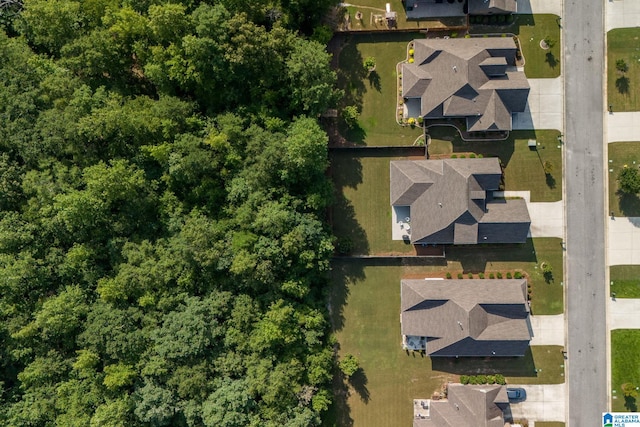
{"left": 477, "top": 375, "right": 487, "bottom": 384}
{"left": 616, "top": 58, "right": 629, "bottom": 73}
{"left": 543, "top": 36, "right": 556, "bottom": 48}
{"left": 339, "top": 354, "right": 360, "bottom": 377}
{"left": 489, "top": 273, "right": 495, "bottom": 279}
{"left": 618, "top": 166, "right": 640, "bottom": 194}
{"left": 407, "top": 117, "right": 416, "bottom": 125}
{"left": 497, "top": 272, "right": 503, "bottom": 279}
{"left": 446, "top": 272, "right": 452, "bottom": 279}
{"left": 470, "top": 153, "right": 476, "bottom": 158}
{"left": 477, "top": 154, "right": 483, "bottom": 158}
{"left": 460, "top": 375, "right": 470, "bottom": 385}
{"left": 408, "top": 57, "right": 414, "bottom": 64}
{"left": 459, "top": 154, "right": 466, "bottom": 158}
{"left": 498, "top": 15, "right": 505, "bottom": 23}
{"left": 363, "top": 56, "right": 376, "bottom": 70}
{"left": 514, "top": 271, "right": 523, "bottom": 279}
{"left": 417, "top": 116, "right": 424, "bottom": 125}
{"left": 506, "top": 14, "right": 514, "bottom": 23}
{"left": 489, "top": 15, "right": 496, "bottom": 24}
{"left": 342, "top": 105, "right": 359, "bottom": 129}
{"left": 311, "top": 25, "right": 334, "bottom": 45}
{"left": 479, "top": 273, "right": 484, "bottom": 279}
{"left": 495, "top": 374, "right": 506, "bottom": 385}
{"left": 409, "top": 48, "right": 415, "bottom": 56}
{"left": 542, "top": 262, "right": 554, "bottom": 283}
{"left": 457, "top": 273, "right": 463, "bottom": 279}
{"left": 468, "top": 273, "right": 473, "bottom": 279}
{"left": 451, "top": 154, "right": 458, "bottom": 158}
{"left": 451, "top": 32, "right": 458, "bottom": 38}
{"left": 506, "top": 272, "right": 513, "bottom": 279}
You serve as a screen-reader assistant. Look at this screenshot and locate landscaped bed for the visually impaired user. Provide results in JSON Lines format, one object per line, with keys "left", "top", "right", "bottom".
{"left": 427, "top": 128, "right": 563, "bottom": 202}
{"left": 608, "top": 28, "right": 640, "bottom": 112}
{"left": 325, "top": 260, "right": 565, "bottom": 427}
{"left": 610, "top": 265, "right": 640, "bottom": 298}
{"left": 608, "top": 142, "right": 640, "bottom": 217}
{"left": 611, "top": 329, "right": 640, "bottom": 412}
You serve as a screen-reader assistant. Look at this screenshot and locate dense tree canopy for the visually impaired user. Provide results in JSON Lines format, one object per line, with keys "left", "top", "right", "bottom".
{"left": 0, "top": 0, "right": 338, "bottom": 425}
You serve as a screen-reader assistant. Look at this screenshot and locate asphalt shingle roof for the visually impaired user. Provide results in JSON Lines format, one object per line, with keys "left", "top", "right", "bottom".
{"left": 390, "top": 159, "right": 531, "bottom": 244}
{"left": 402, "top": 38, "right": 529, "bottom": 131}
{"left": 401, "top": 279, "right": 532, "bottom": 357}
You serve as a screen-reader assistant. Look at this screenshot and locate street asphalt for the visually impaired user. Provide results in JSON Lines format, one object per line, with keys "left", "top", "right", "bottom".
{"left": 564, "top": 0, "right": 608, "bottom": 425}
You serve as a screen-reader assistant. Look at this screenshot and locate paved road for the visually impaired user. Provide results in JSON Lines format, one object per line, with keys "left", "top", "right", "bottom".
{"left": 564, "top": 0, "right": 608, "bottom": 424}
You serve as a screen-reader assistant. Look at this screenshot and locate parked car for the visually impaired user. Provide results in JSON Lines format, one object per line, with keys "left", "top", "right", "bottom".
{"left": 507, "top": 387, "right": 527, "bottom": 402}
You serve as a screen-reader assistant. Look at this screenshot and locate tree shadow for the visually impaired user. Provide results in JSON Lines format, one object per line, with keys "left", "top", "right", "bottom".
{"left": 545, "top": 172, "right": 556, "bottom": 189}
{"left": 367, "top": 70, "right": 381, "bottom": 92}
{"left": 341, "top": 122, "right": 368, "bottom": 145}
{"left": 617, "top": 191, "right": 640, "bottom": 217}
{"left": 349, "top": 368, "right": 370, "bottom": 403}
{"left": 431, "top": 347, "right": 537, "bottom": 377}
{"left": 624, "top": 395, "right": 638, "bottom": 412}
{"left": 323, "top": 369, "right": 354, "bottom": 427}
{"left": 328, "top": 259, "right": 367, "bottom": 332}
{"left": 336, "top": 35, "right": 368, "bottom": 113}
{"left": 616, "top": 76, "right": 630, "bottom": 94}
{"left": 545, "top": 52, "right": 557, "bottom": 69}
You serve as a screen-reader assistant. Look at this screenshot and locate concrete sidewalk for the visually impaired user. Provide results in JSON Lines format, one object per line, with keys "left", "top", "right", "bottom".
{"left": 517, "top": 0, "right": 563, "bottom": 17}
{"left": 607, "top": 0, "right": 640, "bottom": 31}
{"left": 509, "top": 383, "right": 566, "bottom": 422}
{"left": 530, "top": 314, "right": 565, "bottom": 346}
{"left": 606, "top": 112, "right": 640, "bottom": 143}
{"left": 608, "top": 217, "right": 640, "bottom": 265}
{"left": 496, "top": 191, "right": 564, "bottom": 238}
{"left": 513, "top": 78, "right": 563, "bottom": 131}
{"left": 609, "top": 298, "right": 640, "bottom": 329}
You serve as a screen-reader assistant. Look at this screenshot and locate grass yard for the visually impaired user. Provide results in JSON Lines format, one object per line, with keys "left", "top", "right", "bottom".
{"left": 428, "top": 128, "right": 563, "bottom": 202}
{"left": 608, "top": 142, "right": 640, "bottom": 217}
{"left": 337, "top": 33, "right": 424, "bottom": 146}
{"left": 608, "top": 28, "right": 640, "bottom": 112}
{"left": 611, "top": 329, "right": 640, "bottom": 412}
{"left": 471, "top": 14, "right": 562, "bottom": 78}
{"left": 331, "top": 149, "right": 419, "bottom": 256}
{"left": 324, "top": 260, "right": 565, "bottom": 427}
{"left": 610, "top": 265, "right": 640, "bottom": 298}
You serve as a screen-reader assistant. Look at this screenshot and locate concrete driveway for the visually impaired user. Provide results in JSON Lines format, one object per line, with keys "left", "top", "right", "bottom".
{"left": 608, "top": 217, "right": 640, "bottom": 265}
{"left": 607, "top": 0, "right": 640, "bottom": 31}
{"left": 516, "top": 0, "right": 563, "bottom": 16}
{"left": 529, "top": 314, "right": 565, "bottom": 346}
{"left": 606, "top": 112, "right": 640, "bottom": 143}
{"left": 508, "top": 383, "right": 566, "bottom": 423}
{"left": 495, "top": 191, "right": 564, "bottom": 238}
{"left": 609, "top": 298, "right": 640, "bottom": 329}
{"left": 513, "top": 78, "right": 563, "bottom": 131}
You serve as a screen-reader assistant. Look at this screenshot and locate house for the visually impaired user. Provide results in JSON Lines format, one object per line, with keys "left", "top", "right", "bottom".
{"left": 390, "top": 158, "right": 530, "bottom": 245}
{"left": 402, "top": 37, "right": 529, "bottom": 132}
{"left": 414, "top": 384, "right": 512, "bottom": 427}
{"left": 401, "top": 279, "right": 532, "bottom": 357}
{"left": 469, "top": 0, "right": 517, "bottom": 15}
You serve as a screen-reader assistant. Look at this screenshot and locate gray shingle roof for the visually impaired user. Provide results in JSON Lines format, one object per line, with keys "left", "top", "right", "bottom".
{"left": 401, "top": 279, "right": 531, "bottom": 357}
{"left": 468, "top": 0, "right": 518, "bottom": 14}
{"left": 390, "top": 159, "right": 530, "bottom": 244}
{"left": 402, "top": 38, "right": 529, "bottom": 131}
{"left": 415, "top": 384, "right": 510, "bottom": 427}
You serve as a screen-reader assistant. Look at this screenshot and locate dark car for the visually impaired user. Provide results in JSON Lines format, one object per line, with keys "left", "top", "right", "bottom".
{"left": 506, "top": 387, "right": 527, "bottom": 402}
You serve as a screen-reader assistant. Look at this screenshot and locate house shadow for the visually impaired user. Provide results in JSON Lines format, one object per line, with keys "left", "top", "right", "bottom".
{"left": 447, "top": 239, "right": 537, "bottom": 273}
{"left": 431, "top": 347, "right": 537, "bottom": 377}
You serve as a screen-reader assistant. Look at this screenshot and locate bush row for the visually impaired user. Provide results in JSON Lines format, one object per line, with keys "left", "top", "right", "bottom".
{"left": 446, "top": 272, "right": 523, "bottom": 280}
{"left": 460, "top": 374, "right": 507, "bottom": 385}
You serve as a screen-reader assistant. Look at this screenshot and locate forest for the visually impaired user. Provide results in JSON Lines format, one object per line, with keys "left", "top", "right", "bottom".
{"left": 0, "top": 0, "right": 339, "bottom": 425}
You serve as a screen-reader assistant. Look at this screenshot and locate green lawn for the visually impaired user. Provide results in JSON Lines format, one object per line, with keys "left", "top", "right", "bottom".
{"left": 337, "top": 33, "right": 424, "bottom": 146}
{"left": 608, "top": 28, "right": 640, "bottom": 112}
{"left": 471, "top": 14, "right": 562, "bottom": 78}
{"left": 428, "top": 129, "right": 563, "bottom": 202}
{"left": 324, "top": 260, "right": 565, "bottom": 427}
{"left": 610, "top": 265, "right": 640, "bottom": 298}
{"left": 611, "top": 329, "right": 640, "bottom": 412}
{"left": 608, "top": 142, "right": 640, "bottom": 217}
